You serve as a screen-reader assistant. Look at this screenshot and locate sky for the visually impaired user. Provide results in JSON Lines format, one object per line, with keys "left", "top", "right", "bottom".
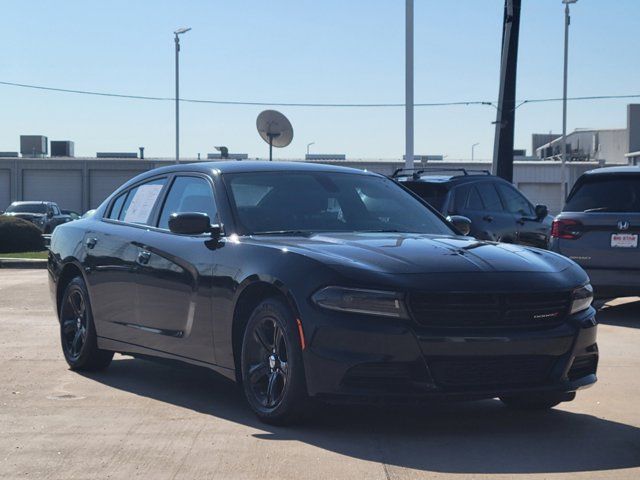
{"left": 1, "top": 0, "right": 639, "bottom": 160}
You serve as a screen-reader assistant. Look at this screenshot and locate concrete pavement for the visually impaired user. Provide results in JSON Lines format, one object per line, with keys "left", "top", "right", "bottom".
{"left": 1, "top": 270, "right": 639, "bottom": 479}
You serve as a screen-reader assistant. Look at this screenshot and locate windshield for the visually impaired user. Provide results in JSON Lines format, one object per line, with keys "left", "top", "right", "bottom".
{"left": 224, "top": 171, "right": 454, "bottom": 235}
{"left": 6, "top": 203, "right": 47, "bottom": 214}
{"left": 564, "top": 176, "right": 640, "bottom": 213}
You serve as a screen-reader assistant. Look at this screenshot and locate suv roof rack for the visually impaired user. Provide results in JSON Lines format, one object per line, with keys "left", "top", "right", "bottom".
{"left": 391, "top": 167, "right": 491, "bottom": 180}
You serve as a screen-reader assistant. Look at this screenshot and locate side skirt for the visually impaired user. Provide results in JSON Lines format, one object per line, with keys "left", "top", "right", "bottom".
{"left": 97, "top": 335, "right": 236, "bottom": 382}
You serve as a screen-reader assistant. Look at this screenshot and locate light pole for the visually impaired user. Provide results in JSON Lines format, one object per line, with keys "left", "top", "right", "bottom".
{"left": 471, "top": 143, "right": 480, "bottom": 161}
{"left": 560, "top": 0, "right": 576, "bottom": 206}
{"left": 174, "top": 27, "right": 191, "bottom": 164}
{"left": 405, "top": 0, "right": 414, "bottom": 170}
{"left": 306, "top": 142, "right": 315, "bottom": 156}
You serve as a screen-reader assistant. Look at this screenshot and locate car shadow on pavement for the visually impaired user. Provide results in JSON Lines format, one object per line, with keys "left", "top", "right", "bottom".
{"left": 598, "top": 298, "right": 640, "bottom": 329}
{"left": 82, "top": 357, "right": 640, "bottom": 475}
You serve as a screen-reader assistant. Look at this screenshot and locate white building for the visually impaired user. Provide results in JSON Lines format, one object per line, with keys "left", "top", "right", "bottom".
{"left": 535, "top": 104, "right": 640, "bottom": 164}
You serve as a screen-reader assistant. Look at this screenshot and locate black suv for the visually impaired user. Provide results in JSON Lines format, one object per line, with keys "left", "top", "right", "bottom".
{"left": 2, "top": 201, "right": 73, "bottom": 233}
{"left": 393, "top": 168, "right": 552, "bottom": 249}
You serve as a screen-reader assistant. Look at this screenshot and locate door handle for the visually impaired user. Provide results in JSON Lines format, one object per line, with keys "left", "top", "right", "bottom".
{"left": 137, "top": 250, "right": 151, "bottom": 265}
{"left": 85, "top": 237, "right": 98, "bottom": 249}
{"left": 482, "top": 215, "right": 493, "bottom": 222}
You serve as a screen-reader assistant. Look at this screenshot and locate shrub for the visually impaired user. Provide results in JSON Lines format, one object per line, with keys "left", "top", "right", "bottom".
{"left": 0, "top": 216, "right": 45, "bottom": 253}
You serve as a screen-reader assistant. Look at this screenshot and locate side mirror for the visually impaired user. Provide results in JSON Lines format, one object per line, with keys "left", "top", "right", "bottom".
{"left": 47, "top": 211, "right": 54, "bottom": 218}
{"left": 168, "top": 212, "right": 220, "bottom": 236}
{"left": 447, "top": 215, "right": 472, "bottom": 236}
{"left": 534, "top": 204, "right": 548, "bottom": 220}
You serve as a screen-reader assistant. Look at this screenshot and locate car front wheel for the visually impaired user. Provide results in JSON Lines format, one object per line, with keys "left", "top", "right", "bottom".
{"left": 241, "top": 298, "right": 308, "bottom": 425}
{"left": 60, "top": 276, "right": 113, "bottom": 371}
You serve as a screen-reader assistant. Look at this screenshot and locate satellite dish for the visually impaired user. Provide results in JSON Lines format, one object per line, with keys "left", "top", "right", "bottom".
{"left": 256, "top": 110, "right": 293, "bottom": 161}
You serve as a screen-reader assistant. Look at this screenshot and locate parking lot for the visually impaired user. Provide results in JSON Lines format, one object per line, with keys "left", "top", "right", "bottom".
{"left": 0, "top": 269, "right": 638, "bottom": 479}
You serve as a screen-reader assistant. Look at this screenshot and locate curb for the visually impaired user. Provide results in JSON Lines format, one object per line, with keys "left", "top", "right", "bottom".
{"left": 0, "top": 258, "right": 47, "bottom": 269}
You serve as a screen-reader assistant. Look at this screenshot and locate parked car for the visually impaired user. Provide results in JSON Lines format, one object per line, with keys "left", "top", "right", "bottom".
{"left": 550, "top": 166, "right": 640, "bottom": 298}
{"left": 2, "top": 201, "right": 73, "bottom": 233}
{"left": 393, "top": 168, "right": 552, "bottom": 248}
{"left": 48, "top": 162, "right": 597, "bottom": 425}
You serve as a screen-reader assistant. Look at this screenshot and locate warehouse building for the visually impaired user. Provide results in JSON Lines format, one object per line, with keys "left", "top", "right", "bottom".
{"left": 0, "top": 154, "right": 597, "bottom": 215}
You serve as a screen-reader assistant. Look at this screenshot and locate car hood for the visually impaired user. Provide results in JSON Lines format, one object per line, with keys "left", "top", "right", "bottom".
{"left": 250, "top": 232, "right": 572, "bottom": 274}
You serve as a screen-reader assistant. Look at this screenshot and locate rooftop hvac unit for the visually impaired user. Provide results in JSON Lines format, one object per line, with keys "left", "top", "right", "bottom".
{"left": 51, "top": 141, "right": 75, "bottom": 157}
{"left": 20, "top": 135, "right": 48, "bottom": 157}
{"left": 305, "top": 154, "right": 346, "bottom": 161}
{"left": 96, "top": 152, "right": 138, "bottom": 158}
{"left": 207, "top": 153, "right": 249, "bottom": 160}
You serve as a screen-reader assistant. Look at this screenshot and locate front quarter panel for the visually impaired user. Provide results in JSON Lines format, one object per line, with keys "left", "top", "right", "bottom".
{"left": 211, "top": 237, "right": 345, "bottom": 371}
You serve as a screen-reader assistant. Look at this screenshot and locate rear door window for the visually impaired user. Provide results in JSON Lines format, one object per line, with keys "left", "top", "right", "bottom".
{"left": 453, "top": 184, "right": 484, "bottom": 211}
{"left": 476, "top": 182, "right": 504, "bottom": 212}
{"left": 466, "top": 186, "right": 484, "bottom": 210}
{"left": 565, "top": 176, "right": 640, "bottom": 212}
{"left": 119, "top": 178, "right": 167, "bottom": 225}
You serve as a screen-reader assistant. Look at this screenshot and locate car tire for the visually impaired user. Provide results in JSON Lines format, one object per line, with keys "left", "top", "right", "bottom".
{"left": 499, "top": 391, "right": 575, "bottom": 410}
{"left": 241, "top": 298, "right": 308, "bottom": 425}
{"left": 59, "top": 276, "right": 113, "bottom": 371}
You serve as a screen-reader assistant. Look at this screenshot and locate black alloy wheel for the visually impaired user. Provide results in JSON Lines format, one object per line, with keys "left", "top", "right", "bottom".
{"left": 61, "top": 287, "right": 88, "bottom": 362}
{"left": 241, "top": 298, "right": 308, "bottom": 425}
{"left": 59, "top": 277, "right": 113, "bottom": 371}
{"left": 247, "top": 317, "right": 289, "bottom": 408}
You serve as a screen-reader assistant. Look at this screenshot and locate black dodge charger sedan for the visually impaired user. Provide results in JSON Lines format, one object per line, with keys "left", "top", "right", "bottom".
{"left": 48, "top": 161, "right": 598, "bottom": 424}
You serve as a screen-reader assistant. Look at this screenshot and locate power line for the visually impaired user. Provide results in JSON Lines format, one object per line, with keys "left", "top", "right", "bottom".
{"left": 1, "top": 80, "right": 639, "bottom": 109}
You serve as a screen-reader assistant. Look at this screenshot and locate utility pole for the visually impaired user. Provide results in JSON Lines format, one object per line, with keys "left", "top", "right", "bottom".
{"left": 174, "top": 27, "right": 191, "bottom": 164}
{"left": 405, "top": 0, "right": 414, "bottom": 170}
{"left": 491, "top": 0, "right": 521, "bottom": 182}
{"left": 561, "top": 0, "right": 577, "bottom": 206}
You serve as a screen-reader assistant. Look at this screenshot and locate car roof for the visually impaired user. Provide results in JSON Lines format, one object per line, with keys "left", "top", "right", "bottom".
{"left": 396, "top": 173, "right": 503, "bottom": 187}
{"left": 11, "top": 201, "right": 47, "bottom": 205}
{"left": 143, "top": 161, "right": 376, "bottom": 177}
{"left": 583, "top": 165, "right": 640, "bottom": 176}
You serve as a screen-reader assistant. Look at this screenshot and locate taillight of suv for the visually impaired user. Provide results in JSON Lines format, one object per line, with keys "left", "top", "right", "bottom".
{"left": 551, "top": 219, "right": 583, "bottom": 240}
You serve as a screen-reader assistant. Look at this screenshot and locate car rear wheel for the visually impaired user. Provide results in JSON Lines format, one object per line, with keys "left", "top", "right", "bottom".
{"left": 499, "top": 391, "right": 575, "bottom": 410}
{"left": 241, "top": 298, "right": 308, "bottom": 425}
{"left": 60, "top": 276, "right": 113, "bottom": 371}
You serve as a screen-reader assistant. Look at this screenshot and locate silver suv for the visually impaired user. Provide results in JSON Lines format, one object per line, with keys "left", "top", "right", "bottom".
{"left": 550, "top": 166, "right": 640, "bottom": 298}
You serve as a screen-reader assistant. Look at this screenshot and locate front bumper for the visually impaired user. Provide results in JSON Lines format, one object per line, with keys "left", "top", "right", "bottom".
{"left": 301, "top": 305, "right": 598, "bottom": 403}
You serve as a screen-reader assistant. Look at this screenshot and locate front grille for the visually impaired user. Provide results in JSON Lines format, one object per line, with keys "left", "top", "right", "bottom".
{"left": 427, "top": 355, "right": 556, "bottom": 388}
{"left": 409, "top": 291, "right": 571, "bottom": 328}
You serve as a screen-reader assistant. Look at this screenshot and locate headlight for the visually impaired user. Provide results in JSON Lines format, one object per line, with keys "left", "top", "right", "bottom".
{"left": 311, "top": 286, "right": 409, "bottom": 318}
{"left": 570, "top": 284, "right": 593, "bottom": 314}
